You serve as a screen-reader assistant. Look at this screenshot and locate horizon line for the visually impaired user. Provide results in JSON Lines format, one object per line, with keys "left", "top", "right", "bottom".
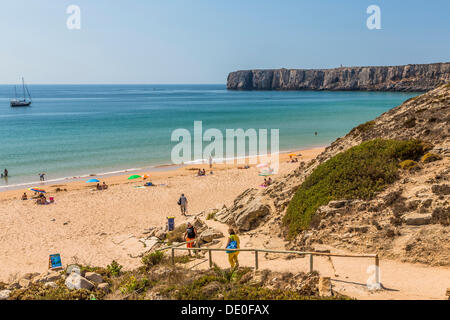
{"left": 0, "top": 82, "right": 226, "bottom": 85}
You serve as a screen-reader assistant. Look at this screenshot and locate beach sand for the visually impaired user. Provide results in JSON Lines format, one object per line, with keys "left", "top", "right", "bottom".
{"left": 0, "top": 147, "right": 324, "bottom": 281}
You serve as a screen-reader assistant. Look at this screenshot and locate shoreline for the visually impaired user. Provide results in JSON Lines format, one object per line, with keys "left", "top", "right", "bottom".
{"left": 0, "top": 145, "right": 326, "bottom": 197}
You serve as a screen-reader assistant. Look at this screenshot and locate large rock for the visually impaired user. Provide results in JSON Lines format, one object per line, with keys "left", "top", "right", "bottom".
{"left": 84, "top": 272, "right": 103, "bottom": 284}
{"left": 216, "top": 188, "right": 271, "bottom": 231}
{"left": 32, "top": 271, "right": 62, "bottom": 284}
{"left": 0, "top": 290, "right": 11, "bottom": 300}
{"left": 98, "top": 283, "right": 110, "bottom": 292}
{"left": 198, "top": 228, "right": 224, "bottom": 243}
{"left": 65, "top": 273, "right": 94, "bottom": 290}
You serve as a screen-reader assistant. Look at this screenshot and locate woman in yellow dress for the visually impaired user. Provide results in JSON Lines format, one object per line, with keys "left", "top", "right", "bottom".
{"left": 226, "top": 228, "right": 240, "bottom": 268}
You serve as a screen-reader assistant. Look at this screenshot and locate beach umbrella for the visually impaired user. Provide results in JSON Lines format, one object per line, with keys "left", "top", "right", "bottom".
{"left": 86, "top": 178, "right": 100, "bottom": 183}
{"left": 256, "top": 163, "right": 268, "bottom": 168}
{"left": 29, "top": 188, "right": 46, "bottom": 193}
{"left": 288, "top": 153, "right": 296, "bottom": 157}
{"left": 142, "top": 174, "right": 149, "bottom": 179}
{"left": 128, "top": 174, "right": 141, "bottom": 180}
{"left": 259, "top": 172, "right": 273, "bottom": 176}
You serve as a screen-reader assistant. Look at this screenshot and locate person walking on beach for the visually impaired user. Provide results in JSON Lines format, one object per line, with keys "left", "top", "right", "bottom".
{"left": 183, "top": 222, "right": 197, "bottom": 256}
{"left": 209, "top": 155, "right": 213, "bottom": 169}
{"left": 178, "top": 193, "right": 188, "bottom": 216}
{"left": 226, "top": 228, "right": 240, "bottom": 268}
{"left": 39, "top": 172, "right": 45, "bottom": 182}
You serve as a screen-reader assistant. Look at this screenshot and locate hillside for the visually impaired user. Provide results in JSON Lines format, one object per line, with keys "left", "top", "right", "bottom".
{"left": 227, "top": 63, "right": 450, "bottom": 91}
{"left": 216, "top": 83, "right": 449, "bottom": 266}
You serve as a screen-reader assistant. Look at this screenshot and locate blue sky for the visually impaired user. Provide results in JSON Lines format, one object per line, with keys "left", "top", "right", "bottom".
{"left": 0, "top": 0, "right": 449, "bottom": 84}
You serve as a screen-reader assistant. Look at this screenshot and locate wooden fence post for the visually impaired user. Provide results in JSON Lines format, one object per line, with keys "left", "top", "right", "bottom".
{"left": 208, "top": 250, "right": 213, "bottom": 268}
{"left": 171, "top": 248, "right": 175, "bottom": 265}
{"left": 309, "top": 254, "right": 314, "bottom": 273}
{"left": 255, "top": 250, "right": 259, "bottom": 270}
{"left": 375, "top": 254, "right": 380, "bottom": 286}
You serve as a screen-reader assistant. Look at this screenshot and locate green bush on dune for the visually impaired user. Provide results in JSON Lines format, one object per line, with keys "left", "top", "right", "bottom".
{"left": 283, "top": 139, "right": 425, "bottom": 238}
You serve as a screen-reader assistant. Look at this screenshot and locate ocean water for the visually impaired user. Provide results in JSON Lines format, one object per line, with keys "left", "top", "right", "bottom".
{"left": 0, "top": 84, "right": 418, "bottom": 188}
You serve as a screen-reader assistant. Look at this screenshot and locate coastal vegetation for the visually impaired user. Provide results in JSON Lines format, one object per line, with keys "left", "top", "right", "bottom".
{"left": 283, "top": 139, "right": 426, "bottom": 237}
{"left": 7, "top": 252, "right": 348, "bottom": 300}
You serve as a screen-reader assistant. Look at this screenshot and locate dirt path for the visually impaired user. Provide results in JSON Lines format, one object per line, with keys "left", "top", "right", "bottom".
{"left": 182, "top": 220, "right": 450, "bottom": 300}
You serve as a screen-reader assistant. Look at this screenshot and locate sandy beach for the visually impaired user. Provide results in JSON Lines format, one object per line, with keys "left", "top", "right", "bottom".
{"left": 0, "top": 147, "right": 324, "bottom": 281}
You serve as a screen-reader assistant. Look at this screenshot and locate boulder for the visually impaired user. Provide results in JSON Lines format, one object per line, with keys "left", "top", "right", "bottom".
{"left": 199, "top": 228, "right": 224, "bottom": 243}
{"left": 66, "top": 265, "right": 81, "bottom": 276}
{"left": 65, "top": 273, "right": 94, "bottom": 290}
{"left": 0, "top": 290, "right": 11, "bottom": 300}
{"left": 84, "top": 272, "right": 103, "bottom": 284}
{"left": 404, "top": 213, "right": 432, "bottom": 225}
{"left": 234, "top": 201, "right": 270, "bottom": 231}
{"left": 32, "top": 271, "right": 62, "bottom": 284}
{"left": 218, "top": 189, "right": 271, "bottom": 231}
{"left": 97, "top": 283, "right": 110, "bottom": 292}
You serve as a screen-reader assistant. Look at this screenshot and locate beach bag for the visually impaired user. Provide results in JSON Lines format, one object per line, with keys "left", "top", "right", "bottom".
{"left": 226, "top": 240, "right": 237, "bottom": 254}
{"left": 177, "top": 199, "right": 181, "bottom": 205}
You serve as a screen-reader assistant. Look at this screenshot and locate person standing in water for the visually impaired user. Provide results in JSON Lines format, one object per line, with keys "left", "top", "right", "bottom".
{"left": 209, "top": 155, "right": 213, "bottom": 169}
{"left": 226, "top": 228, "right": 240, "bottom": 268}
{"left": 39, "top": 173, "right": 46, "bottom": 181}
{"left": 3, "top": 169, "right": 8, "bottom": 178}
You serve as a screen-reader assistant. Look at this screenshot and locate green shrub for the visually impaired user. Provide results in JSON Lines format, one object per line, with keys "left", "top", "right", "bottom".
{"left": 283, "top": 139, "right": 425, "bottom": 237}
{"left": 141, "top": 251, "right": 164, "bottom": 269}
{"left": 107, "top": 260, "right": 123, "bottom": 277}
{"left": 119, "top": 275, "right": 149, "bottom": 294}
{"left": 421, "top": 152, "right": 441, "bottom": 163}
{"left": 399, "top": 160, "right": 419, "bottom": 171}
{"left": 351, "top": 120, "right": 375, "bottom": 134}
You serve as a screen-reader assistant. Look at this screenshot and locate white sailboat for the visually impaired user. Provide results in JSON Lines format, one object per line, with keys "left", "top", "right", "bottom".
{"left": 10, "top": 77, "right": 32, "bottom": 107}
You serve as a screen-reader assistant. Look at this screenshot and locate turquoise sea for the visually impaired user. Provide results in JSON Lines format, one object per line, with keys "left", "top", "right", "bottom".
{"left": 0, "top": 84, "right": 418, "bottom": 188}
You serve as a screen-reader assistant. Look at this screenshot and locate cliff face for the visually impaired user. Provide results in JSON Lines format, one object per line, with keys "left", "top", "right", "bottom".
{"left": 227, "top": 63, "right": 450, "bottom": 91}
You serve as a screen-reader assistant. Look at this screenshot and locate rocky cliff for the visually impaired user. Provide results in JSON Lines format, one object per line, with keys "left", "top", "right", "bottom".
{"left": 227, "top": 63, "right": 450, "bottom": 91}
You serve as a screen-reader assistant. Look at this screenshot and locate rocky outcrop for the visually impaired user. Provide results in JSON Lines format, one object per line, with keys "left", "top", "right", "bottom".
{"left": 215, "top": 188, "right": 271, "bottom": 231}
{"left": 227, "top": 63, "right": 450, "bottom": 92}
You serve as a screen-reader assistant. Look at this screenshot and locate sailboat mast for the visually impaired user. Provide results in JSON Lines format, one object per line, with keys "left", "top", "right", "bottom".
{"left": 22, "top": 77, "right": 26, "bottom": 101}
